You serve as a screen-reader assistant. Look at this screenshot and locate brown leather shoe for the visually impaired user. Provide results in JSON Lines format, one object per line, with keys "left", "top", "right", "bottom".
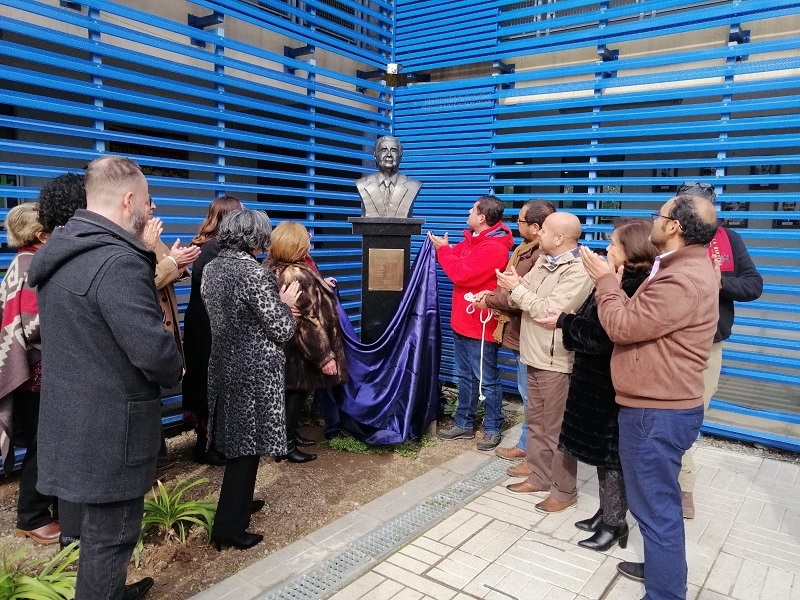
{"left": 506, "top": 481, "right": 548, "bottom": 494}
{"left": 495, "top": 446, "right": 525, "bottom": 460}
{"left": 681, "top": 491, "right": 695, "bottom": 519}
{"left": 16, "top": 521, "right": 60, "bottom": 545}
{"left": 535, "top": 496, "right": 577, "bottom": 514}
{"left": 506, "top": 462, "right": 532, "bottom": 477}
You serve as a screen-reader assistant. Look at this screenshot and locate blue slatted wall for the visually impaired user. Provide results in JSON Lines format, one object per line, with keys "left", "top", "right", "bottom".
{"left": 396, "top": 0, "right": 800, "bottom": 449}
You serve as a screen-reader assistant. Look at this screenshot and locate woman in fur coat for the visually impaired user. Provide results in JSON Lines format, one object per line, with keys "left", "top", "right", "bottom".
{"left": 537, "top": 219, "right": 657, "bottom": 552}
{"left": 268, "top": 221, "right": 348, "bottom": 463}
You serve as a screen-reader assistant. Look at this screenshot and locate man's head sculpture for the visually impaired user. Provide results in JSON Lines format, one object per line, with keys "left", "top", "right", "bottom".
{"left": 355, "top": 136, "right": 421, "bottom": 219}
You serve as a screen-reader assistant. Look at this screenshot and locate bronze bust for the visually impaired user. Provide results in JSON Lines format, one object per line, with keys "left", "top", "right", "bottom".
{"left": 355, "top": 136, "right": 422, "bottom": 218}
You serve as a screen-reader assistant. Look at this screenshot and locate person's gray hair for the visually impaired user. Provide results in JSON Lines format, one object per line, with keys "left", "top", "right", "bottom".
{"left": 217, "top": 209, "right": 272, "bottom": 253}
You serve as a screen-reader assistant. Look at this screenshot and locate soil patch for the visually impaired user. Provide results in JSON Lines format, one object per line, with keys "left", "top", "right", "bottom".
{"left": 0, "top": 408, "right": 514, "bottom": 599}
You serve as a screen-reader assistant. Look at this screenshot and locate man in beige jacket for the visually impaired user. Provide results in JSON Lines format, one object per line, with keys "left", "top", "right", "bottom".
{"left": 496, "top": 212, "right": 593, "bottom": 513}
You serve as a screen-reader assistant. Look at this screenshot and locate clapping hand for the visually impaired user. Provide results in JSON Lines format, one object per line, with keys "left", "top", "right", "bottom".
{"left": 534, "top": 307, "right": 561, "bottom": 330}
{"left": 579, "top": 245, "right": 616, "bottom": 284}
{"left": 495, "top": 268, "right": 522, "bottom": 291}
{"left": 471, "top": 290, "right": 490, "bottom": 310}
{"left": 141, "top": 218, "right": 163, "bottom": 251}
{"left": 280, "top": 280, "right": 302, "bottom": 317}
{"left": 169, "top": 239, "right": 201, "bottom": 271}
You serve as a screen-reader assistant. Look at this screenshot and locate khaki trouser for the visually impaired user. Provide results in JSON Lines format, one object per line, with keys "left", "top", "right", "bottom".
{"left": 678, "top": 342, "right": 723, "bottom": 492}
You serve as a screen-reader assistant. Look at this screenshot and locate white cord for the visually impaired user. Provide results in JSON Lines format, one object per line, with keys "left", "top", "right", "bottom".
{"left": 465, "top": 303, "right": 494, "bottom": 402}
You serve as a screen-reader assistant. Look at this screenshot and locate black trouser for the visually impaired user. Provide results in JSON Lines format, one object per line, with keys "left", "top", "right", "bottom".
{"left": 76, "top": 496, "right": 144, "bottom": 600}
{"left": 58, "top": 499, "right": 84, "bottom": 539}
{"left": 212, "top": 455, "right": 259, "bottom": 539}
{"left": 285, "top": 390, "right": 307, "bottom": 450}
{"left": 14, "top": 390, "right": 55, "bottom": 530}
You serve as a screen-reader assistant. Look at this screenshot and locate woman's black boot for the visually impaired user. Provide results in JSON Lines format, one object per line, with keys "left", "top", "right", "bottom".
{"left": 275, "top": 446, "right": 317, "bottom": 464}
{"left": 211, "top": 531, "right": 263, "bottom": 551}
{"left": 295, "top": 435, "right": 316, "bottom": 447}
{"left": 577, "top": 521, "right": 629, "bottom": 552}
{"left": 574, "top": 509, "right": 604, "bottom": 532}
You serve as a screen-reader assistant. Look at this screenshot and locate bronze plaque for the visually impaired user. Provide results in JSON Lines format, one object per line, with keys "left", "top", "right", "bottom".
{"left": 368, "top": 249, "right": 404, "bottom": 291}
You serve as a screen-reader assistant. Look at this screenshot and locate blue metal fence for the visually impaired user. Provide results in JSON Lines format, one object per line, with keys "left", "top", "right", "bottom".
{"left": 1, "top": 0, "right": 799, "bottom": 450}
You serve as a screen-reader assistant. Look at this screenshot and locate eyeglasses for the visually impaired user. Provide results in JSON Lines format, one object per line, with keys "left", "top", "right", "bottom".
{"left": 679, "top": 181, "right": 713, "bottom": 190}
{"left": 651, "top": 212, "right": 683, "bottom": 229}
{"left": 677, "top": 181, "right": 715, "bottom": 198}
{"left": 516, "top": 219, "right": 527, "bottom": 225}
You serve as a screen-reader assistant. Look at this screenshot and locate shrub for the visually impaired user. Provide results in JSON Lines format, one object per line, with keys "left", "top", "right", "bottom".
{"left": 0, "top": 542, "right": 79, "bottom": 599}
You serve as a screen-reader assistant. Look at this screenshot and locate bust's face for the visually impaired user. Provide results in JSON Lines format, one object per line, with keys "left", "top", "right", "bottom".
{"left": 374, "top": 138, "right": 401, "bottom": 174}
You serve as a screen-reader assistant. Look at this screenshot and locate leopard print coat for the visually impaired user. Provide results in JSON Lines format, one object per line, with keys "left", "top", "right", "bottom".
{"left": 202, "top": 249, "right": 296, "bottom": 458}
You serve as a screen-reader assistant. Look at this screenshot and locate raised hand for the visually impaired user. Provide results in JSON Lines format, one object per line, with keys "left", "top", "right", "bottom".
{"left": 141, "top": 217, "right": 163, "bottom": 251}
{"left": 169, "top": 239, "right": 201, "bottom": 270}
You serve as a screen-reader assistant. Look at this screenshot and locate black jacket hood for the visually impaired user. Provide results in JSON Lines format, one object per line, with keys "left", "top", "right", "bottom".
{"left": 28, "top": 209, "right": 156, "bottom": 287}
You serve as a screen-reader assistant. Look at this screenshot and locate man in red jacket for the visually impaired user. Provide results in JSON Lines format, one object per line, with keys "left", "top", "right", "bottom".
{"left": 581, "top": 195, "right": 719, "bottom": 600}
{"left": 428, "top": 196, "right": 513, "bottom": 451}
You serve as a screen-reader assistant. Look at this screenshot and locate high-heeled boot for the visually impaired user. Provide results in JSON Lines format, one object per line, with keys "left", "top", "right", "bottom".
{"left": 574, "top": 509, "right": 604, "bottom": 532}
{"left": 577, "top": 521, "right": 629, "bottom": 552}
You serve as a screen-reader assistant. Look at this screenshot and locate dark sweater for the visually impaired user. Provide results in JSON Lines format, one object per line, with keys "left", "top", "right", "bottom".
{"left": 715, "top": 227, "right": 762, "bottom": 342}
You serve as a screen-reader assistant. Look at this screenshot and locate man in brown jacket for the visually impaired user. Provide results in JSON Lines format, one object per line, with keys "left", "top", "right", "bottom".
{"left": 581, "top": 195, "right": 719, "bottom": 600}
{"left": 472, "top": 199, "right": 555, "bottom": 471}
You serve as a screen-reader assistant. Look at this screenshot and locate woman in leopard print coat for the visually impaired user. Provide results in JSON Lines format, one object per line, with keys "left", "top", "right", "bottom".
{"left": 201, "top": 209, "right": 299, "bottom": 550}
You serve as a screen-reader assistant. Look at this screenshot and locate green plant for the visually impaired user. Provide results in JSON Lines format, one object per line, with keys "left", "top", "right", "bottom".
{"left": 134, "top": 478, "right": 217, "bottom": 566}
{"left": 325, "top": 435, "right": 378, "bottom": 455}
{"left": 442, "top": 394, "right": 486, "bottom": 424}
{"left": 0, "top": 542, "right": 79, "bottom": 599}
{"left": 394, "top": 435, "right": 437, "bottom": 458}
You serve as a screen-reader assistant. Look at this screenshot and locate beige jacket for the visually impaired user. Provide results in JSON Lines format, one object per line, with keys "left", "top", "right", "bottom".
{"left": 154, "top": 239, "right": 184, "bottom": 363}
{"left": 509, "top": 250, "right": 594, "bottom": 374}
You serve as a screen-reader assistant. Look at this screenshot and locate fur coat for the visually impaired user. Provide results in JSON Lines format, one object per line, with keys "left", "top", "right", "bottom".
{"left": 269, "top": 259, "right": 348, "bottom": 392}
{"left": 557, "top": 266, "right": 650, "bottom": 469}
{"left": 202, "top": 249, "right": 296, "bottom": 458}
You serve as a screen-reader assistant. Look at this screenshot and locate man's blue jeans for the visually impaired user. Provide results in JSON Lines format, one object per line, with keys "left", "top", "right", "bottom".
{"left": 512, "top": 350, "right": 529, "bottom": 451}
{"left": 618, "top": 406, "right": 704, "bottom": 600}
{"left": 452, "top": 332, "right": 503, "bottom": 435}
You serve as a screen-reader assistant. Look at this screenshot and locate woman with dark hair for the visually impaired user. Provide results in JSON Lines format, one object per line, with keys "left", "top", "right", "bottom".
{"left": 268, "top": 221, "right": 348, "bottom": 463}
{"left": 536, "top": 219, "right": 658, "bottom": 552}
{"left": 202, "top": 209, "right": 299, "bottom": 550}
{"left": 182, "top": 195, "right": 243, "bottom": 464}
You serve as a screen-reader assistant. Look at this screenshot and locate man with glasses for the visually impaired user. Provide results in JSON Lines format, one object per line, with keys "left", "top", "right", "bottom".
{"left": 674, "top": 182, "right": 762, "bottom": 518}
{"left": 581, "top": 194, "right": 719, "bottom": 600}
{"left": 471, "top": 199, "right": 555, "bottom": 472}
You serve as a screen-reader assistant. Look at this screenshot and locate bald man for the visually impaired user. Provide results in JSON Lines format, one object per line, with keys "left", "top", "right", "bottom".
{"left": 29, "top": 155, "right": 182, "bottom": 600}
{"left": 581, "top": 196, "right": 719, "bottom": 600}
{"left": 496, "top": 212, "right": 593, "bottom": 513}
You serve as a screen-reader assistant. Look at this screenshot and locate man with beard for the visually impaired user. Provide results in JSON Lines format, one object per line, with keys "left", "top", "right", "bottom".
{"left": 581, "top": 195, "right": 719, "bottom": 600}
{"left": 29, "top": 156, "right": 183, "bottom": 600}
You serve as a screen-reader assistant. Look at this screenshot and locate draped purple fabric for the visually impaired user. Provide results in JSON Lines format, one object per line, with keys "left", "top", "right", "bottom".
{"left": 319, "top": 239, "right": 441, "bottom": 444}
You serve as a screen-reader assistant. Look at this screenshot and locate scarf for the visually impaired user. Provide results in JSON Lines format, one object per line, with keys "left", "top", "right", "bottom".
{"left": 493, "top": 239, "right": 538, "bottom": 344}
{"left": 707, "top": 227, "right": 734, "bottom": 272}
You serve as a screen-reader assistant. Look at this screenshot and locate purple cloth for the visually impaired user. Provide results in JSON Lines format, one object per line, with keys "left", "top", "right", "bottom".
{"left": 320, "top": 239, "right": 441, "bottom": 444}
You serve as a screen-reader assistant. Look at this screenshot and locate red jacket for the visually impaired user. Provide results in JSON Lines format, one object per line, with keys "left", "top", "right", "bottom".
{"left": 436, "top": 221, "right": 514, "bottom": 341}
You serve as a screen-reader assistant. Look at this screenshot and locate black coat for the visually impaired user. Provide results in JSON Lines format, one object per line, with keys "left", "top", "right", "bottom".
{"left": 557, "top": 267, "right": 650, "bottom": 470}
{"left": 28, "top": 210, "right": 183, "bottom": 503}
{"left": 715, "top": 227, "right": 762, "bottom": 342}
{"left": 181, "top": 239, "right": 220, "bottom": 419}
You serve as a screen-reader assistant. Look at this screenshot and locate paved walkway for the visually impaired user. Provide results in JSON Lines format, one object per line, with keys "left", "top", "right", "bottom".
{"left": 191, "top": 425, "right": 800, "bottom": 600}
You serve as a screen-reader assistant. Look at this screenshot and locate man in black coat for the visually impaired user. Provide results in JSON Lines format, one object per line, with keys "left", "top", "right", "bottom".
{"left": 29, "top": 156, "right": 183, "bottom": 600}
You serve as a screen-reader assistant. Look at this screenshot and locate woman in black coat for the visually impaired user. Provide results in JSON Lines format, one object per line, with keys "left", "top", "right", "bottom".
{"left": 267, "top": 221, "right": 348, "bottom": 463}
{"left": 182, "top": 195, "right": 242, "bottom": 464}
{"left": 537, "top": 219, "right": 657, "bottom": 552}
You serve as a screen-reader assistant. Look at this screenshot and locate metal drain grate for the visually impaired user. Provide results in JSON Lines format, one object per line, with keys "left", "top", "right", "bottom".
{"left": 260, "top": 457, "right": 511, "bottom": 600}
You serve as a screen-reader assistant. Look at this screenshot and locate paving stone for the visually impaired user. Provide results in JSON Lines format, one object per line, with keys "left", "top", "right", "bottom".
{"left": 414, "top": 536, "right": 456, "bottom": 557}
{"left": 387, "top": 551, "right": 431, "bottom": 575}
{"left": 725, "top": 523, "right": 800, "bottom": 575}
{"left": 470, "top": 523, "right": 527, "bottom": 562}
{"left": 603, "top": 575, "right": 645, "bottom": 600}
{"left": 373, "top": 562, "right": 458, "bottom": 600}
{"left": 438, "top": 450, "right": 493, "bottom": 475}
{"left": 697, "top": 590, "right": 734, "bottom": 600}
{"left": 425, "top": 510, "right": 479, "bottom": 543}
{"left": 389, "top": 588, "right": 425, "bottom": 600}
{"left": 497, "top": 540, "right": 597, "bottom": 593}
{"left": 462, "top": 563, "right": 511, "bottom": 598}
{"left": 731, "top": 558, "right": 768, "bottom": 600}
{"left": 705, "top": 552, "right": 743, "bottom": 595}
{"left": 439, "top": 512, "right": 493, "bottom": 547}
{"left": 369, "top": 578, "right": 409, "bottom": 600}
{"left": 427, "top": 566, "right": 470, "bottom": 590}
{"left": 467, "top": 496, "right": 543, "bottom": 529}
{"left": 303, "top": 510, "right": 382, "bottom": 552}
{"left": 327, "top": 571, "right": 385, "bottom": 600}
{"left": 760, "top": 566, "right": 794, "bottom": 600}
{"left": 579, "top": 557, "right": 620, "bottom": 600}
{"left": 400, "top": 542, "right": 445, "bottom": 566}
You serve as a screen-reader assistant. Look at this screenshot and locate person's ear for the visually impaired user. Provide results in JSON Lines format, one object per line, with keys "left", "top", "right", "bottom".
{"left": 35, "top": 230, "right": 50, "bottom": 244}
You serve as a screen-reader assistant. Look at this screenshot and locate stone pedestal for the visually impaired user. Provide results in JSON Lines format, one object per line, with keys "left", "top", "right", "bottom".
{"left": 349, "top": 217, "right": 425, "bottom": 344}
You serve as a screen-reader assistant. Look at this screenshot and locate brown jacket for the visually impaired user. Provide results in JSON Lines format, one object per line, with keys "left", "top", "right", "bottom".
{"left": 594, "top": 244, "right": 718, "bottom": 410}
{"left": 154, "top": 239, "right": 184, "bottom": 363}
{"left": 483, "top": 243, "right": 541, "bottom": 351}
